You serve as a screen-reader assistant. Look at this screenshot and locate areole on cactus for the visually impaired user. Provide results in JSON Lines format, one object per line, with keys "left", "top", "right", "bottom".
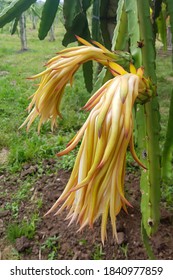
{"left": 21, "top": 36, "right": 156, "bottom": 243}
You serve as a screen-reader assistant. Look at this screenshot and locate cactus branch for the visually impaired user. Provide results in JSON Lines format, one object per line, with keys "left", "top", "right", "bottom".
{"left": 137, "top": 0, "right": 161, "bottom": 236}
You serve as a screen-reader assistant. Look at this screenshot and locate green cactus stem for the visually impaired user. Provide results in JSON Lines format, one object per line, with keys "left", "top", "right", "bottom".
{"left": 112, "top": 0, "right": 128, "bottom": 51}
{"left": 137, "top": 0, "right": 161, "bottom": 236}
{"left": 125, "top": 0, "right": 142, "bottom": 67}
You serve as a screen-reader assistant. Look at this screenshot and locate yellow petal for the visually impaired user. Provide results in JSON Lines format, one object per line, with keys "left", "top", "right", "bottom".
{"left": 130, "top": 63, "right": 137, "bottom": 74}
{"left": 137, "top": 66, "right": 144, "bottom": 78}
{"left": 92, "top": 40, "right": 111, "bottom": 53}
{"left": 75, "top": 35, "right": 92, "bottom": 46}
{"left": 109, "top": 62, "right": 127, "bottom": 75}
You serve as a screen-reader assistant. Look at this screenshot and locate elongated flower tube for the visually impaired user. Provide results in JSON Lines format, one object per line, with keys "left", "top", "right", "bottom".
{"left": 20, "top": 36, "right": 130, "bottom": 133}
{"left": 45, "top": 72, "right": 151, "bottom": 244}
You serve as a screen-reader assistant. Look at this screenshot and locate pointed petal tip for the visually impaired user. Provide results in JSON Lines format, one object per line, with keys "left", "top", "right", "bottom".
{"left": 124, "top": 199, "right": 133, "bottom": 208}
{"left": 44, "top": 210, "right": 50, "bottom": 217}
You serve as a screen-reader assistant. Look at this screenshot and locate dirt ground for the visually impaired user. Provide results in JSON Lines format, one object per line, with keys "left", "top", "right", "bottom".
{"left": 0, "top": 159, "right": 173, "bottom": 260}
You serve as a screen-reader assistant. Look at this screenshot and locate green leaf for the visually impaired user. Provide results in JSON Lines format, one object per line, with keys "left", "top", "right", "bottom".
{"left": 92, "top": 67, "right": 107, "bottom": 93}
{"left": 92, "top": 0, "right": 102, "bottom": 42}
{"left": 62, "top": 12, "right": 90, "bottom": 46}
{"left": 38, "top": 0, "right": 60, "bottom": 40}
{"left": 0, "top": 0, "right": 37, "bottom": 28}
{"left": 100, "top": 19, "right": 111, "bottom": 50}
{"left": 82, "top": 0, "right": 92, "bottom": 12}
{"left": 63, "top": 0, "right": 91, "bottom": 47}
{"left": 63, "top": 0, "right": 82, "bottom": 29}
{"left": 30, "top": 5, "right": 41, "bottom": 19}
{"left": 10, "top": 16, "right": 19, "bottom": 35}
{"left": 112, "top": 0, "right": 128, "bottom": 51}
{"left": 63, "top": 6, "right": 93, "bottom": 90}
{"left": 152, "top": 0, "right": 163, "bottom": 20}
{"left": 83, "top": 61, "right": 93, "bottom": 93}
{"left": 100, "top": 0, "right": 109, "bottom": 17}
{"left": 99, "top": 0, "right": 112, "bottom": 49}
{"left": 63, "top": 7, "right": 92, "bottom": 90}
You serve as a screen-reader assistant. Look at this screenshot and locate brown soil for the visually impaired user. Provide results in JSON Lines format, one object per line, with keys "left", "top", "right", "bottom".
{"left": 0, "top": 159, "right": 173, "bottom": 260}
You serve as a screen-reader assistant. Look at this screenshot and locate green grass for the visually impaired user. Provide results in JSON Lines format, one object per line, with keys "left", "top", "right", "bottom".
{"left": 41, "top": 235, "right": 60, "bottom": 260}
{"left": 119, "top": 244, "right": 128, "bottom": 259}
{"left": 4, "top": 179, "right": 33, "bottom": 218}
{"left": 92, "top": 244, "right": 105, "bottom": 260}
{"left": 6, "top": 213, "right": 40, "bottom": 242}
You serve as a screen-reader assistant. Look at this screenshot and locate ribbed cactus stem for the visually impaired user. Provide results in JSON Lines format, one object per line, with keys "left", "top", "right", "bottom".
{"left": 112, "top": 0, "right": 128, "bottom": 51}
{"left": 125, "top": 0, "right": 146, "bottom": 158}
{"left": 92, "top": 0, "right": 102, "bottom": 43}
{"left": 137, "top": 0, "right": 161, "bottom": 236}
{"left": 100, "top": 0, "right": 117, "bottom": 49}
{"left": 125, "top": 0, "right": 142, "bottom": 67}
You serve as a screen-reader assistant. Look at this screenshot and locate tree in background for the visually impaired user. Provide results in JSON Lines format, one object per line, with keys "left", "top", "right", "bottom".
{"left": 18, "top": 13, "right": 27, "bottom": 50}
{"left": 0, "top": 0, "right": 173, "bottom": 258}
{"left": 0, "top": 0, "right": 57, "bottom": 49}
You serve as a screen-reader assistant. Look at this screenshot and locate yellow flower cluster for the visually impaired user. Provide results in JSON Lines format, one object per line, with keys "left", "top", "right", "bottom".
{"left": 21, "top": 37, "right": 155, "bottom": 243}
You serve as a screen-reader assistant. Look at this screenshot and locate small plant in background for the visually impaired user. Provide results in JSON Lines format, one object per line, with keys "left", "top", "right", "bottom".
{"left": 92, "top": 244, "right": 105, "bottom": 260}
{"left": 6, "top": 213, "right": 40, "bottom": 242}
{"left": 119, "top": 244, "right": 128, "bottom": 259}
{"left": 79, "top": 238, "right": 87, "bottom": 246}
{"left": 5, "top": 202, "right": 19, "bottom": 219}
{"left": 4, "top": 180, "right": 32, "bottom": 218}
{"left": 41, "top": 235, "right": 60, "bottom": 260}
{"left": 7, "top": 223, "right": 24, "bottom": 243}
{"left": 36, "top": 197, "right": 43, "bottom": 209}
